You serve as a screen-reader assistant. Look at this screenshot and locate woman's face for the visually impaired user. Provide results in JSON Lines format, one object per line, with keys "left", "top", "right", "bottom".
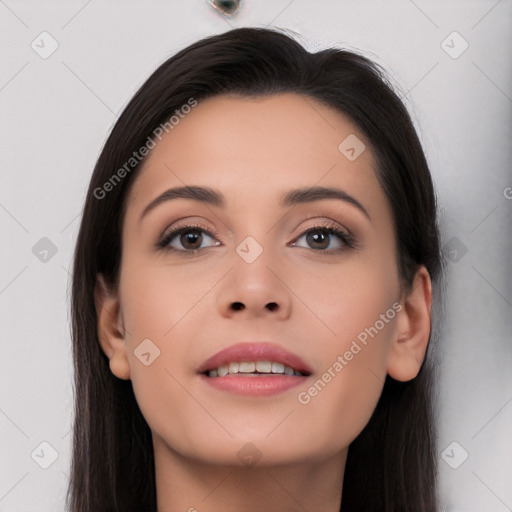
{"left": 101, "top": 93, "right": 409, "bottom": 467}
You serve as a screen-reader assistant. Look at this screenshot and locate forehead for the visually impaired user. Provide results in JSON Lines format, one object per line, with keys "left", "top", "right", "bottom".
{"left": 126, "top": 93, "right": 385, "bottom": 217}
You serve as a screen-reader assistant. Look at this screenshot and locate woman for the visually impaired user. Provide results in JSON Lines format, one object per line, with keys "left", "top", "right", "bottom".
{"left": 66, "top": 27, "right": 443, "bottom": 512}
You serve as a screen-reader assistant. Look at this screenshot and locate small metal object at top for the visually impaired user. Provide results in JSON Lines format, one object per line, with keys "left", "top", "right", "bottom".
{"left": 209, "top": 0, "right": 241, "bottom": 16}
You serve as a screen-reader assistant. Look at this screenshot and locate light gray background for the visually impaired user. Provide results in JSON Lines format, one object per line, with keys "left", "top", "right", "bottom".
{"left": 1, "top": 1, "right": 511, "bottom": 511}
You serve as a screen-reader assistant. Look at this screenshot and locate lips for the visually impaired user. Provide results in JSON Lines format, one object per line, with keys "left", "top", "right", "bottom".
{"left": 198, "top": 342, "right": 312, "bottom": 377}
{"left": 198, "top": 342, "right": 311, "bottom": 396}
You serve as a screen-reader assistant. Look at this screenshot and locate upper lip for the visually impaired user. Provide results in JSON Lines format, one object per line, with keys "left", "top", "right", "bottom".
{"left": 198, "top": 342, "right": 312, "bottom": 375}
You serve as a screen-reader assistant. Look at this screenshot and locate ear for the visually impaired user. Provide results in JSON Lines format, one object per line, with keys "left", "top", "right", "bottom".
{"left": 95, "top": 274, "right": 131, "bottom": 380}
{"left": 386, "top": 265, "right": 432, "bottom": 382}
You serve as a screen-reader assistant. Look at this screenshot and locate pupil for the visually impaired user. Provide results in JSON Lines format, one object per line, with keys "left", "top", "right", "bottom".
{"left": 307, "top": 229, "right": 329, "bottom": 249}
{"left": 181, "top": 229, "right": 202, "bottom": 249}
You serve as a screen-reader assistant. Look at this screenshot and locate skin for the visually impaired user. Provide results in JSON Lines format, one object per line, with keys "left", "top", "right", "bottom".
{"left": 96, "top": 93, "right": 432, "bottom": 512}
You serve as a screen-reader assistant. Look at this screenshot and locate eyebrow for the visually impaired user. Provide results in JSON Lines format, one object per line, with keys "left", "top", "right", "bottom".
{"left": 140, "top": 186, "right": 224, "bottom": 223}
{"left": 139, "top": 185, "right": 371, "bottom": 223}
{"left": 281, "top": 186, "right": 371, "bottom": 221}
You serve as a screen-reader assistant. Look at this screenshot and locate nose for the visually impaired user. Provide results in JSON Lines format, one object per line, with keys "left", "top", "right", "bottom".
{"left": 216, "top": 252, "right": 292, "bottom": 320}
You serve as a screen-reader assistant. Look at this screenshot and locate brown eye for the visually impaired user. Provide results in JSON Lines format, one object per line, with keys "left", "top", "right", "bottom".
{"left": 305, "top": 230, "right": 331, "bottom": 249}
{"left": 293, "top": 226, "right": 352, "bottom": 251}
{"left": 180, "top": 229, "right": 203, "bottom": 250}
{"left": 158, "top": 225, "right": 220, "bottom": 252}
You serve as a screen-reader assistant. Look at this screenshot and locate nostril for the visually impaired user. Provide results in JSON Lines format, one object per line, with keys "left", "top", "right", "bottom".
{"left": 231, "top": 302, "right": 245, "bottom": 311}
{"left": 266, "top": 302, "right": 278, "bottom": 312}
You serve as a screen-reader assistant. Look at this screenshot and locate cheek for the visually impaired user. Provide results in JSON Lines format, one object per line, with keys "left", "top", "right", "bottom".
{"left": 292, "top": 312, "right": 397, "bottom": 457}
{"left": 117, "top": 264, "right": 218, "bottom": 457}
{"left": 117, "top": 259, "right": 228, "bottom": 437}
{"left": 119, "top": 258, "right": 222, "bottom": 339}
{"left": 289, "top": 246, "right": 399, "bottom": 347}
{"left": 284, "top": 250, "right": 398, "bottom": 448}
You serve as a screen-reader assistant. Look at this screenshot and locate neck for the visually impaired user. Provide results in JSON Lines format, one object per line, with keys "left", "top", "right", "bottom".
{"left": 153, "top": 436, "right": 347, "bottom": 512}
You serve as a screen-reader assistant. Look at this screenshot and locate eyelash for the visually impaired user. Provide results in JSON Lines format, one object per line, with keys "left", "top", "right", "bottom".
{"left": 156, "top": 222, "right": 219, "bottom": 252}
{"left": 156, "top": 221, "right": 356, "bottom": 254}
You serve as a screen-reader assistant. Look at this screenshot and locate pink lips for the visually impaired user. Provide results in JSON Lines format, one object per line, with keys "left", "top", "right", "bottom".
{"left": 198, "top": 342, "right": 312, "bottom": 375}
{"left": 198, "top": 342, "right": 312, "bottom": 397}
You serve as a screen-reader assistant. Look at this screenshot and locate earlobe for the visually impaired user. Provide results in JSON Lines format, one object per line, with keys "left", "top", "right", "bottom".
{"left": 95, "top": 274, "right": 131, "bottom": 380}
{"left": 386, "top": 266, "right": 432, "bottom": 382}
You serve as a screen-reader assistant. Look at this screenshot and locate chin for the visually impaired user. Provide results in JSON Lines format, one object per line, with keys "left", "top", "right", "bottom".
{"left": 171, "top": 433, "right": 334, "bottom": 469}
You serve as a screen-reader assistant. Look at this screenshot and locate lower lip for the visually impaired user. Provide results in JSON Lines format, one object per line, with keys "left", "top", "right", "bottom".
{"left": 199, "top": 373, "right": 308, "bottom": 396}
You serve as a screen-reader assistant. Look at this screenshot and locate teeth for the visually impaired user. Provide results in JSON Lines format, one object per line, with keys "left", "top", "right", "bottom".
{"left": 255, "top": 361, "right": 271, "bottom": 372}
{"left": 206, "top": 361, "right": 303, "bottom": 377}
{"left": 271, "top": 362, "right": 285, "bottom": 373}
{"left": 239, "top": 362, "right": 256, "bottom": 373}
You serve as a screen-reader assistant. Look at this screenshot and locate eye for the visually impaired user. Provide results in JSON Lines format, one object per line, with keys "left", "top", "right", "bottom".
{"left": 157, "top": 225, "right": 221, "bottom": 252}
{"left": 292, "top": 225, "right": 353, "bottom": 251}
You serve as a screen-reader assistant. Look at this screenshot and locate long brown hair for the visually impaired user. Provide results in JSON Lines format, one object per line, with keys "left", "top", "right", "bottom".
{"left": 66, "top": 27, "right": 443, "bottom": 512}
